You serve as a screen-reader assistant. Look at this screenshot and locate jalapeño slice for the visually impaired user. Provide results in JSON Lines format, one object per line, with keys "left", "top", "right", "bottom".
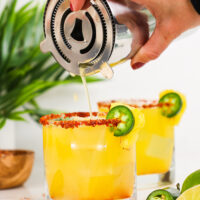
{"left": 106, "top": 105, "right": 135, "bottom": 137}
{"left": 159, "top": 92, "right": 182, "bottom": 118}
{"left": 146, "top": 189, "right": 175, "bottom": 200}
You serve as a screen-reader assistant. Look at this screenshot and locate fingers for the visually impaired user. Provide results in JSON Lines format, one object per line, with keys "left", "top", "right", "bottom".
{"left": 129, "top": 0, "right": 151, "bottom": 8}
{"left": 130, "top": 0, "right": 200, "bottom": 69}
{"left": 131, "top": 25, "right": 174, "bottom": 69}
{"left": 70, "top": 0, "right": 88, "bottom": 11}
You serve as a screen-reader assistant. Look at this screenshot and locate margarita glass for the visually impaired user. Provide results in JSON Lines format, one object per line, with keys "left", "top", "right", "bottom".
{"left": 98, "top": 90, "right": 186, "bottom": 188}
{"left": 40, "top": 108, "right": 144, "bottom": 200}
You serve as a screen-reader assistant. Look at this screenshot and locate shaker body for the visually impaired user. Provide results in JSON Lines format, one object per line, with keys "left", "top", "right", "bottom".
{"left": 107, "top": 1, "right": 155, "bottom": 65}
{"left": 41, "top": 0, "right": 155, "bottom": 77}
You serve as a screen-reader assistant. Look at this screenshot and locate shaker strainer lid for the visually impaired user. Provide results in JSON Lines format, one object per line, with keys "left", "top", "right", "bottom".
{"left": 40, "top": 0, "right": 115, "bottom": 77}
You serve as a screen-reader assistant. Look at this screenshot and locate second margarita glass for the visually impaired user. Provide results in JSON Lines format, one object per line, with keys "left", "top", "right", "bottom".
{"left": 98, "top": 90, "right": 186, "bottom": 188}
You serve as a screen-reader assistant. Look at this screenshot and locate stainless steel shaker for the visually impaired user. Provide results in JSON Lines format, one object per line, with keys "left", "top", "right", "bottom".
{"left": 40, "top": 0, "right": 155, "bottom": 78}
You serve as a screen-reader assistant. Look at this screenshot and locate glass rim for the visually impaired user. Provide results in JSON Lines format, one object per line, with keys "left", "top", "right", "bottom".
{"left": 40, "top": 112, "right": 120, "bottom": 129}
{"left": 97, "top": 99, "right": 170, "bottom": 109}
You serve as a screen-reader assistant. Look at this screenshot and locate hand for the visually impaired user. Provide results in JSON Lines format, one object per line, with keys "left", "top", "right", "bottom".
{"left": 70, "top": 0, "right": 200, "bottom": 70}
{"left": 70, "top": 0, "right": 90, "bottom": 11}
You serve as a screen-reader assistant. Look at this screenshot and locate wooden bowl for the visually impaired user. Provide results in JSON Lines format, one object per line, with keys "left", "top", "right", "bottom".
{"left": 0, "top": 150, "right": 34, "bottom": 189}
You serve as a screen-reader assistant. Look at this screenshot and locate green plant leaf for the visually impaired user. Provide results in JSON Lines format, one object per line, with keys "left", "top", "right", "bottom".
{"left": 66, "top": 75, "right": 104, "bottom": 83}
{"left": 7, "top": 114, "right": 26, "bottom": 121}
{"left": 0, "top": 0, "right": 17, "bottom": 68}
{"left": 29, "top": 99, "right": 40, "bottom": 109}
{"left": 0, "top": 118, "right": 6, "bottom": 130}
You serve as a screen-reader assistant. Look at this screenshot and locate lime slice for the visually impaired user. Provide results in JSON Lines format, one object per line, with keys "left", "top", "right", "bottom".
{"left": 159, "top": 92, "right": 182, "bottom": 118}
{"left": 106, "top": 105, "right": 135, "bottom": 136}
{"left": 181, "top": 169, "right": 200, "bottom": 193}
{"left": 177, "top": 185, "right": 200, "bottom": 200}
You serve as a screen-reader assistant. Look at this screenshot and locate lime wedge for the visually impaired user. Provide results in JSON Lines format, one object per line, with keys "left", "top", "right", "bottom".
{"left": 181, "top": 169, "right": 200, "bottom": 193}
{"left": 178, "top": 185, "right": 200, "bottom": 200}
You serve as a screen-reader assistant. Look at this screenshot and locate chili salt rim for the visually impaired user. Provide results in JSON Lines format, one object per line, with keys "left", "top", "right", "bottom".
{"left": 40, "top": 112, "right": 120, "bottom": 129}
{"left": 97, "top": 99, "right": 171, "bottom": 109}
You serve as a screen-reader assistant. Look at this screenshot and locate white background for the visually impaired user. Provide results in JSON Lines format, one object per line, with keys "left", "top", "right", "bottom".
{"left": 1, "top": 0, "right": 200, "bottom": 199}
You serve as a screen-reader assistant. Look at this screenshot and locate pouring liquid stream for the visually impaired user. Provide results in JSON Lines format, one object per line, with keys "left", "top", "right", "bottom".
{"left": 80, "top": 68, "right": 93, "bottom": 118}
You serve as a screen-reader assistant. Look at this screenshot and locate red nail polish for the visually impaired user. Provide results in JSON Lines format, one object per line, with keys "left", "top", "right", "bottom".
{"left": 70, "top": 3, "right": 74, "bottom": 11}
{"left": 132, "top": 62, "right": 144, "bottom": 70}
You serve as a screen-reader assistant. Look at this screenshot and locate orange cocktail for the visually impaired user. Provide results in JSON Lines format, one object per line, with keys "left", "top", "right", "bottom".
{"left": 98, "top": 90, "right": 186, "bottom": 179}
{"left": 40, "top": 110, "right": 143, "bottom": 200}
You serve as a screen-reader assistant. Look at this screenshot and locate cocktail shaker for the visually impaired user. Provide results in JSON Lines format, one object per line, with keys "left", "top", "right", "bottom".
{"left": 40, "top": 0, "right": 155, "bottom": 78}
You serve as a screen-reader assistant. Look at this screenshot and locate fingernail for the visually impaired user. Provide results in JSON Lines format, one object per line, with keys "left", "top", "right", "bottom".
{"left": 70, "top": 2, "right": 74, "bottom": 11}
{"left": 131, "top": 62, "right": 145, "bottom": 70}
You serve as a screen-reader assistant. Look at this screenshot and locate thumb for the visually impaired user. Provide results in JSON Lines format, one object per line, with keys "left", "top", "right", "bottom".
{"left": 131, "top": 25, "right": 173, "bottom": 70}
{"left": 70, "top": 0, "right": 86, "bottom": 11}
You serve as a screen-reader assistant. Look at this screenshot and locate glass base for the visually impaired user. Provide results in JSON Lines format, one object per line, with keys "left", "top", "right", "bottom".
{"left": 44, "top": 188, "right": 137, "bottom": 200}
{"left": 137, "top": 147, "right": 175, "bottom": 190}
{"left": 44, "top": 190, "right": 137, "bottom": 200}
{"left": 44, "top": 174, "right": 137, "bottom": 200}
{"left": 45, "top": 196, "right": 136, "bottom": 200}
{"left": 137, "top": 168, "right": 175, "bottom": 190}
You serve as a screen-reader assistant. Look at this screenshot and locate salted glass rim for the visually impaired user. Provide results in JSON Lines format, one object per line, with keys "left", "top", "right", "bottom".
{"left": 97, "top": 99, "right": 170, "bottom": 109}
{"left": 40, "top": 112, "right": 120, "bottom": 129}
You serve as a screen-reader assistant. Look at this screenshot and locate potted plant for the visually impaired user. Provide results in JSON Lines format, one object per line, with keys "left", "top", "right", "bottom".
{"left": 0, "top": 0, "right": 101, "bottom": 189}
